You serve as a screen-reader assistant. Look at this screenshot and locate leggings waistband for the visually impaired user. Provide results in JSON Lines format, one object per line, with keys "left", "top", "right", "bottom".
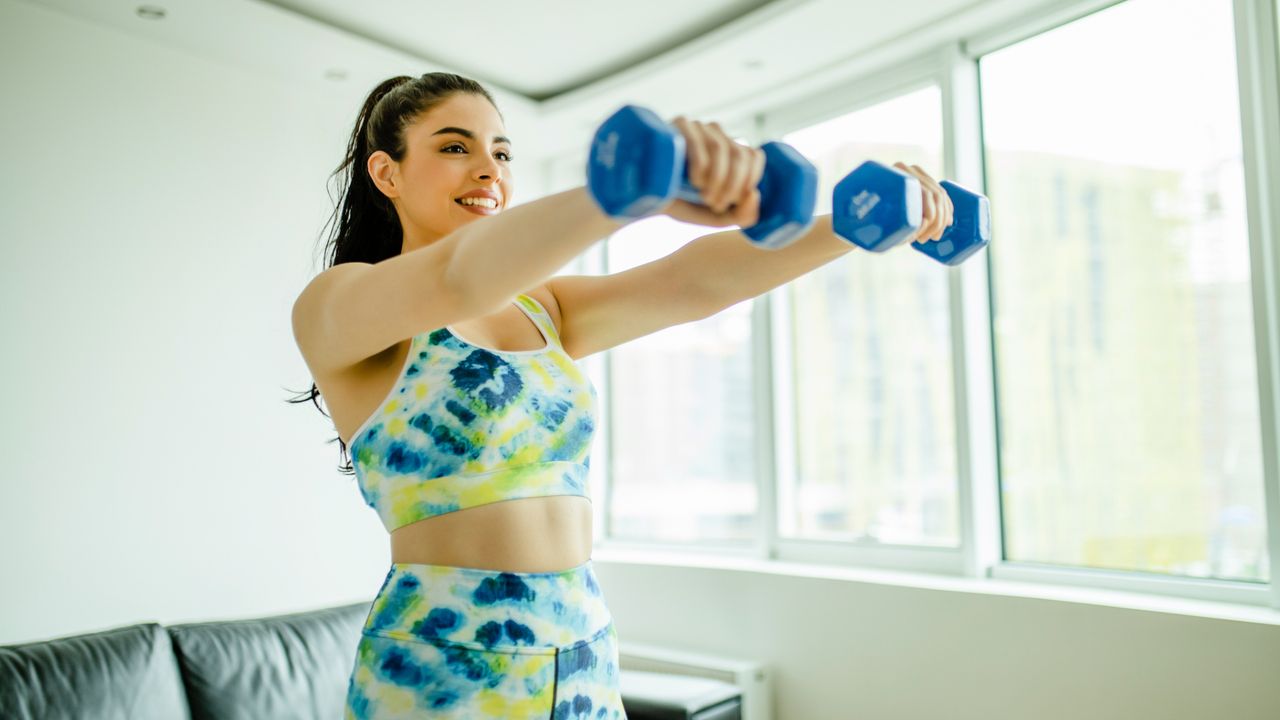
{"left": 361, "top": 559, "right": 613, "bottom": 656}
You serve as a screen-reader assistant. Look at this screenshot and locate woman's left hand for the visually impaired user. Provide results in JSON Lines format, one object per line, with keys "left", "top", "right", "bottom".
{"left": 893, "top": 161, "right": 954, "bottom": 243}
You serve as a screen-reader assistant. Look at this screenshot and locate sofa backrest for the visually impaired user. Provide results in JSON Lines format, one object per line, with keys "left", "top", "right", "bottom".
{"left": 166, "top": 601, "right": 370, "bottom": 720}
{"left": 0, "top": 622, "right": 191, "bottom": 720}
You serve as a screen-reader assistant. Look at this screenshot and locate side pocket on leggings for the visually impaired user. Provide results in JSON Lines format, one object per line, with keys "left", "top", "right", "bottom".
{"left": 552, "top": 623, "right": 626, "bottom": 720}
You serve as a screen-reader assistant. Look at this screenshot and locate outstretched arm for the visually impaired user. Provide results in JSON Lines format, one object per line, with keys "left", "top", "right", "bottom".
{"left": 682, "top": 213, "right": 854, "bottom": 314}
{"left": 546, "top": 158, "right": 953, "bottom": 360}
{"left": 543, "top": 213, "right": 852, "bottom": 361}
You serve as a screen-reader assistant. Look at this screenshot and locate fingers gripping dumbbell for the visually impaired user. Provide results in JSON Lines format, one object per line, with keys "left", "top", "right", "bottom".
{"left": 586, "top": 104, "right": 819, "bottom": 249}
{"left": 831, "top": 160, "right": 991, "bottom": 266}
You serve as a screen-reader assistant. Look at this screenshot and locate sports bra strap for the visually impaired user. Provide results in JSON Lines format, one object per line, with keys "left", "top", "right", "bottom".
{"left": 514, "top": 294, "right": 561, "bottom": 346}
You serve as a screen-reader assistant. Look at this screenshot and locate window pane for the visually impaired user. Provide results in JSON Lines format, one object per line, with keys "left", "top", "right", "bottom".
{"left": 779, "top": 86, "right": 958, "bottom": 546}
{"left": 606, "top": 216, "right": 756, "bottom": 543}
{"left": 981, "top": 0, "right": 1268, "bottom": 582}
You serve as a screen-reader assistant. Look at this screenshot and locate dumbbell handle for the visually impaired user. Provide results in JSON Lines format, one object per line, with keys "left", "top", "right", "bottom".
{"left": 670, "top": 144, "right": 769, "bottom": 208}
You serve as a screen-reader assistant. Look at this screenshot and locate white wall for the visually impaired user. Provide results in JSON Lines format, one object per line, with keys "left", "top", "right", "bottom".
{"left": 593, "top": 552, "right": 1280, "bottom": 719}
{"left": 2, "top": 2, "right": 1278, "bottom": 720}
{"left": 0, "top": 0, "right": 544, "bottom": 643}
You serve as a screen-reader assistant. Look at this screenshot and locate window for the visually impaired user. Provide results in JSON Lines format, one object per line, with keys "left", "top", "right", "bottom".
{"left": 590, "top": 0, "right": 1277, "bottom": 603}
{"left": 980, "top": 0, "right": 1268, "bottom": 582}
{"left": 777, "top": 87, "right": 956, "bottom": 546}
{"left": 606, "top": 211, "right": 756, "bottom": 544}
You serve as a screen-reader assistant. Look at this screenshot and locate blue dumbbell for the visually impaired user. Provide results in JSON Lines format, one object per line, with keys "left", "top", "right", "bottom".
{"left": 586, "top": 104, "right": 819, "bottom": 250}
{"left": 831, "top": 160, "right": 990, "bottom": 266}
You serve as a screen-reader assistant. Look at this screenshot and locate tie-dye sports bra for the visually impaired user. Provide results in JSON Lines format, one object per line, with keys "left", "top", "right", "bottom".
{"left": 347, "top": 293, "right": 598, "bottom": 533}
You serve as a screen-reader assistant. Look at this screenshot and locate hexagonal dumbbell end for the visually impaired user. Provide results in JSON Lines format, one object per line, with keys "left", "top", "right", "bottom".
{"left": 744, "top": 141, "right": 818, "bottom": 249}
{"left": 586, "top": 104, "right": 684, "bottom": 220}
{"left": 831, "top": 160, "right": 923, "bottom": 253}
{"left": 909, "top": 180, "right": 990, "bottom": 266}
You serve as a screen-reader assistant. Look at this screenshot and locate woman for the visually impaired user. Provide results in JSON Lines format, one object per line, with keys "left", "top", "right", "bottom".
{"left": 291, "top": 72, "right": 952, "bottom": 719}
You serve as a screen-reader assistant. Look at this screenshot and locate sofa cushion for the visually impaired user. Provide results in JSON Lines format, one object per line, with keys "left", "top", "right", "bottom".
{"left": 166, "top": 601, "right": 370, "bottom": 720}
{"left": 0, "top": 622, "right": 190, "bottom": 720}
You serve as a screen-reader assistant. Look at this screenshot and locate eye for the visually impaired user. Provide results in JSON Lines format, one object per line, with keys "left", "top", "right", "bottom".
{"left": 442, "top": 144, "right": 514, "bottom": 162}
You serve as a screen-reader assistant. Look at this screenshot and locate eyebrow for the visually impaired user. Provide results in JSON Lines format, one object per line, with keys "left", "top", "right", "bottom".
{"left": 432, "top": 127, "right": 512, "bottom": 146}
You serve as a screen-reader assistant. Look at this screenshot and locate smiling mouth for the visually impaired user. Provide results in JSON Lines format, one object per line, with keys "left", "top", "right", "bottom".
{"left": 454, "top": 198, "right": 500, "bottom": 209}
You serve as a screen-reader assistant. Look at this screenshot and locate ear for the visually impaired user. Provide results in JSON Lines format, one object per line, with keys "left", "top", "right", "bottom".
{"left": 366, "top": 150, "right": 399, "bottom": 200}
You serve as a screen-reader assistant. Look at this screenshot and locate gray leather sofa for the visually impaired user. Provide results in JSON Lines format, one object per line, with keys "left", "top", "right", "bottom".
{"left": 0, "top": 601, "right": 742, "bottom": 719}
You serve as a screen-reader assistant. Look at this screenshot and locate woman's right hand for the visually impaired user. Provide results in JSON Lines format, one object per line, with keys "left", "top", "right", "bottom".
{"left": 659, "top": 116, "right": 766, "bottom": 229}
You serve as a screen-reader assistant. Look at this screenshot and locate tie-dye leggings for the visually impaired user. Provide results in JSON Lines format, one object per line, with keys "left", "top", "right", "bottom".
{"left": 344, "top": 558, "right": 627, "bottom": 719}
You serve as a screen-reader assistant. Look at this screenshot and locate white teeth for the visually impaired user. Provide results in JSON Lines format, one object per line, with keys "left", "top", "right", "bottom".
{"left": 457, "top": 197, "right": 497, "bottom": 208}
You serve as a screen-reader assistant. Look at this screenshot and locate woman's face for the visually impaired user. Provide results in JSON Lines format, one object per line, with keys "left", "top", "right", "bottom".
{"left": 369, "top": 92, "right": 514, "bottom": 251}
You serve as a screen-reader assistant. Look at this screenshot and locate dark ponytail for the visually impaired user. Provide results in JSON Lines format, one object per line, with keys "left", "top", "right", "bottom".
{"left": 284, "top": 72, "right": 502, "bottom": 477}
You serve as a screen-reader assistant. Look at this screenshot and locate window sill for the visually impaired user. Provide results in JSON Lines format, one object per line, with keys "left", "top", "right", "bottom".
{"left": 590, "top": 544, "right": 1280, "bottom": 627}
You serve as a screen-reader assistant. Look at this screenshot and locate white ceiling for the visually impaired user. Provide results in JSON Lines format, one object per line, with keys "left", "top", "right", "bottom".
{"left": 18, "top": 0, "right": 1055, "bottom": 160}
{"left": 258, "top": 0, "right": 785, "bottom": 101}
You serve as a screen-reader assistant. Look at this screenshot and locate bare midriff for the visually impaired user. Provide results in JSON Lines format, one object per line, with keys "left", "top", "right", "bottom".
{"left": 387, "top": 495, "right": 594, "bottom": 572}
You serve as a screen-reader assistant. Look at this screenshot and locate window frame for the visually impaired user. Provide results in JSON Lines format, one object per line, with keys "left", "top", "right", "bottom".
{"left": 564, "top": 0, "right": 1280, "bottom": 611}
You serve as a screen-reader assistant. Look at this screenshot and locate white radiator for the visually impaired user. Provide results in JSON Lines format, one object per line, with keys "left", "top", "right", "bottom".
{"left": 617, "top": 640, "right": 772, "bottom": 720}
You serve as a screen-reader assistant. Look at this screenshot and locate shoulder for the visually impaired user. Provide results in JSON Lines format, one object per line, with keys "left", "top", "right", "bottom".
{"left": 523, "top": 284, "right": 563, "bottom": 336}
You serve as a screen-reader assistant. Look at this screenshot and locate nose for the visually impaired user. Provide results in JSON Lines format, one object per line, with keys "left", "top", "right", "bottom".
{"left": 474, "top": 155, "right": 502, "bottom": 181}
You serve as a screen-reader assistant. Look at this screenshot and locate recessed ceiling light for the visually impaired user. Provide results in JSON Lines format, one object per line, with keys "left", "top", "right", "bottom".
{"left": 136, "top": 5, "right": 165, "bottom": 20}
